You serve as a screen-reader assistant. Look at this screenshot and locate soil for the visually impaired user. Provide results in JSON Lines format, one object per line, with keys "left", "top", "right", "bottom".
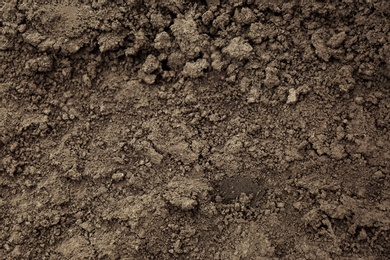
{"left": 1, "top": 0, "right": 389, "bottom": 259}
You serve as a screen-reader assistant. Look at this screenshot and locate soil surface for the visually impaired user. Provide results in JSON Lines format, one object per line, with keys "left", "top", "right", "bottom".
{"left": 1, "top": 0, "right": 390, "bottom": 259}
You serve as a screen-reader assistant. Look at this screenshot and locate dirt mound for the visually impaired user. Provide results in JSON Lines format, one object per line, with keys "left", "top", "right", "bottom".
{"left": 1, "top": 0, "right": 389, "bottom": 259}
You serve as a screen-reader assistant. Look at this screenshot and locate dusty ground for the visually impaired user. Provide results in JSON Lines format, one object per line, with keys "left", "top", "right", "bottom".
{"left": 0, "top": 0, "right": 389, "bottom": 259}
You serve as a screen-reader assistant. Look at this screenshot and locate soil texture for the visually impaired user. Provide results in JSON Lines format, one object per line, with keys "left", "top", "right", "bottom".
{"left": 1, "top": 0, "right": 390, "bottom": 259}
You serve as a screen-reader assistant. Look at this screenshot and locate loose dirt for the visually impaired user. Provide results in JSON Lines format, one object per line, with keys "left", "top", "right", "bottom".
{"left": 1, "top": 0, "right": 389, "bottom": 259}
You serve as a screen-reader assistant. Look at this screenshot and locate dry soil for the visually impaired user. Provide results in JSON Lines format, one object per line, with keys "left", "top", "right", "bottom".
{"left": 0, "top": 0, "right": 389, "bottom": 259}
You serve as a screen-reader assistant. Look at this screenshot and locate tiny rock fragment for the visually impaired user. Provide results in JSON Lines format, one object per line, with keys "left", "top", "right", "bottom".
{"left": 210, "top": 51, "right": 225, "bottom": 71}
{"left": 247, "top": 87, "right": 259, "bottom": 103}
{"left": 293, "top": 202, "right": 303, "bottom": 211}
{"left": 173, "top": 239, "right": 183, "bottom": 254}
{"left": 373, "top": 171, "right": 384, "bottom": 179}
{"left": 286, "top": 88, "right": 298, "bottom": 104}
{"left": 357, "top": 228, "right": 367, "bottom": 241}
{"left": 297, "top": 84, "right": 311, "bottom": 95}
{"left": 138, "top": 71, "right": 157, "bottom": 85}
{"left": 178, "top": 197, "right": 198, "bottom": 211}
{"left": 354, "top": 96, "right": 364, "bottom": 105}
{"left": 61, "top": 39, "right": 84, "bottom": 54}
{"left": 112, "top": 172, "right": 125, "bottom": 182}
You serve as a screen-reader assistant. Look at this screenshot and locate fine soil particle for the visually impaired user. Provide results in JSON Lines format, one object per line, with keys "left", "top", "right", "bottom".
{"left": 1, "top": 1, "right": 390, "bottom": 259}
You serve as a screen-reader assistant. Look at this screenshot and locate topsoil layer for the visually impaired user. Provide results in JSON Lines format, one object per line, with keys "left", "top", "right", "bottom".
{"left": 0, "top": 0, "right": 389, "bottom": 259}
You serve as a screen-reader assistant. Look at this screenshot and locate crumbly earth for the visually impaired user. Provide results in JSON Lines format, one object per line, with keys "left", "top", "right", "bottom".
{"left": 1, "top": 0, "right": 389, "bottom": 259}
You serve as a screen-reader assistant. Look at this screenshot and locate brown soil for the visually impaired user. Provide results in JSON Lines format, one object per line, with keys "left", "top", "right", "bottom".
{"left": 1, "top": 0, "right": 389, "bottom": 259}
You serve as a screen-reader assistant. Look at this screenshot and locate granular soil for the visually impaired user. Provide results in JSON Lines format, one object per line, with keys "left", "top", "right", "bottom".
{"left": 0, "top": 0, "right": 389, "bottom": 259}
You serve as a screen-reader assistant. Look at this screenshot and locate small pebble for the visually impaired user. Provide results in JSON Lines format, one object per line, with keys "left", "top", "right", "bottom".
{"left": 293, "top": 201, "right": 302, "bottom": 210}
{"left": 357, "top": 228, "right": 367, "bottom": 241}
{"left": 112, "top": 172, "right": 125, "bottom": 182}
{"left": 355, "top": 96, "right": 364, "bottom": 105}
{"left": 373, "top": 171, "right": 384, "bottom": 179}
{"left": 286, "top": 88, "right": 298, "bottom": 104}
